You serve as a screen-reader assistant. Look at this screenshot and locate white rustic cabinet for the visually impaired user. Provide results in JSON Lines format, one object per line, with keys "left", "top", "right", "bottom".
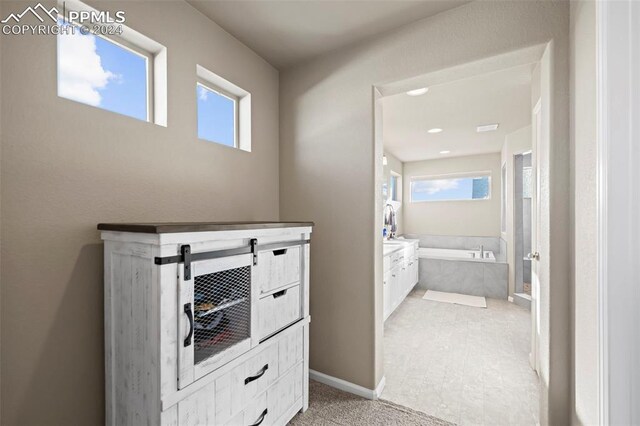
{"left": 383, "top": 240, "right": 419, "bottom": 321}
{"left": 98, "top": 222, "right": 313, "bottom": 426}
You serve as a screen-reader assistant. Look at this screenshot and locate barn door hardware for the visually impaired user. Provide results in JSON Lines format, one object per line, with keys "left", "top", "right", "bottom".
{"left": 153, "top": 238, "right": 310, "bottom": 280}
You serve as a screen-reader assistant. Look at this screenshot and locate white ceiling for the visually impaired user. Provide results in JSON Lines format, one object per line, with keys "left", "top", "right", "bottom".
{"left": 382, "top": 64, "right": 534, "bottom": 162}
{"left": 187, "top": 0, "right": 469, "bottom": 69}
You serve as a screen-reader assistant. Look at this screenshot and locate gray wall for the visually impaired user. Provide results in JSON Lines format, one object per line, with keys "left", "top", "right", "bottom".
{"left": 514, "top": 153, "right": 532, "bottom": 294}
{"left": 0, "top": 1, "right": 280, "bottom": 424}
{"left": 280, "top": 4, "right": 570, "bottom": 424}
{"left": 501, "top": 125, "right": 531, "bottom": 297}
{"left": 522, "top": 154, "right": 532, "bottom": 284}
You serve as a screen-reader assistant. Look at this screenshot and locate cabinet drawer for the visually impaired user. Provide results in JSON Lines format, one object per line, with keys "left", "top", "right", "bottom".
{"left": 215, "top": 326, "right": 304, "bottom": 425}
{"left": 215, "top": 343, "right": 279, "bottom": 424}
{"left": 174, "top": 381, "right": 217, "bottom": 426}
{"left": 257, "top": 285, "right": 301, "bottom": 340}
{"left": 240, "top": 362, "right": 304, "bottom": 426}
{"left": 403, "top": 248, "right": 413, "bottom": 261}
{"left": 255, "top": 246, "right": 301, "bottom": 295}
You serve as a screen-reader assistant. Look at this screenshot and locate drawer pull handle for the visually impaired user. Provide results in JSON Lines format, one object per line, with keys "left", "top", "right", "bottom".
{"left": 245, "top": 364, "right": 269, "bottom": 385}
{"left": 273, "top": 248, "right": 288, "bottom": 256}
{"left": 272, "top": 289, "right": 287, "bottom": 299}
{"left": 249, "top": 408, "right": 268, "bottom": 426}
{"left": 183, "top": 303, "right": 193, "bottom": 347}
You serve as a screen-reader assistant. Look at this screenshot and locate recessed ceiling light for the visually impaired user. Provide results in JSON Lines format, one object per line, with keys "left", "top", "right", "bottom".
{"left": 477, "top": 123, "right": 499, "bottom": 132}
{"left": 406, "top": 87, "right": 429, "bottom": 96}
{"left": 428, "top": 128, "right": 443, "bottom": 134}
{"left": 439, "top": 150, "right": 450, "bottom": 154}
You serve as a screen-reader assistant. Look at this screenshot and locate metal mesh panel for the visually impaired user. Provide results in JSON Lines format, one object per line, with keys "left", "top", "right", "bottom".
{"left": 193, "top": 265, "right": 251, "bottom": 365}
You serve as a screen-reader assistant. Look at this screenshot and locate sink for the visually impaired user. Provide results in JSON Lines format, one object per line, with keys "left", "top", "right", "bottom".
{"left": 383, "top": 240, "right": 409, "bottom": 256}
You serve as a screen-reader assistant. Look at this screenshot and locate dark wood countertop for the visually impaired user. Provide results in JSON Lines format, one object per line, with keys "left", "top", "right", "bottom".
{"left": 97, "top": 222, "right": 314, "bottom": 234}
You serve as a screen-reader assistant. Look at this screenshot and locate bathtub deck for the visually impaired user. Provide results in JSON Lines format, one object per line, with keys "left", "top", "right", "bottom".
{"left": 382, "top": 289, "right": 539, "bottom": 425}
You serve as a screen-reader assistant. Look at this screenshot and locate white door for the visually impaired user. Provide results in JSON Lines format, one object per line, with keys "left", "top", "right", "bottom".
{"left": 529, "top": 99, "right": 542, "bottom": 374}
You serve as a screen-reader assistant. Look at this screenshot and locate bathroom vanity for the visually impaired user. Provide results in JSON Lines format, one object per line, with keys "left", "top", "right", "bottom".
{"left": 383, "top": 239, "right": 419, "bottom": 321}
{"left": 98, "top": 222, "right": 313, "bottom": 426}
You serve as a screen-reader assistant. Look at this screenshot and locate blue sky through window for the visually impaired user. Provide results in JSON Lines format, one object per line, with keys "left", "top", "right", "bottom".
{"left": 94, "top": 38, "right": 147, "bottom": 121}
{"left": 411, "top": 176, "right": 490, "bottom": 202}
{"left": 57, "top": 24, "right": 148, "bottom": 122}
{"left": 197, "top": 84, "right": 236, "bottom": 147}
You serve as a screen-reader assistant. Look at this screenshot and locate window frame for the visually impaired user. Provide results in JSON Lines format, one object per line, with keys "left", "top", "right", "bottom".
{"left": 196, "top": 78, "right": 240, "bottom": 149}
{"left": 108, "top": 32, "right": 154, "bottom": 123}
{"left": 196, "top": 64, "right": 251, "bottom": 152}
{"left": 59, "top": 19, "right": 155, "bottom": 122}
{"left": 56, "top": 0, "right": 167, "bottom": 126}
{"left": 409, "top": 171, "right": 493, "bottom": 203}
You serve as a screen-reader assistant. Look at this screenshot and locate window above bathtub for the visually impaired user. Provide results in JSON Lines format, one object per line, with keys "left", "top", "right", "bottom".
{"left": 409, "top": 171, "right": 491, "bottom": 202}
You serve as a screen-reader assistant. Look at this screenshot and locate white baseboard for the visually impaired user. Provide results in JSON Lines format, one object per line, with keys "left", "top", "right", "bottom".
{"left": 309, "top": 369, "right": 385, "bottom": 400}
{"left": 375, "top": 375, "right": 386, "bottom": 398}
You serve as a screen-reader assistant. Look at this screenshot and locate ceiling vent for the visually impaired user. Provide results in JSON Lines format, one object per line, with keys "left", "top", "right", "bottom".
{"left": 476, "top": 124, "right": 499, "bottom": 132}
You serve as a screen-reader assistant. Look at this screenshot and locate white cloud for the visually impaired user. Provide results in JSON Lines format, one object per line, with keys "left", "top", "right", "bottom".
{"left": 57, "top": 30, "right": 114, "bottom": 106}
{"left": 198, "top": 86, "right": 209, "bottom": 101}
{"left": 413, "top": 178, "right": 461, "bottom": 195}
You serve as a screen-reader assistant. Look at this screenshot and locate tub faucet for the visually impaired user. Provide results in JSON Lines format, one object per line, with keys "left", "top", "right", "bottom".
{"left": 475, "top": 245, "right": 485, "bottom": 258}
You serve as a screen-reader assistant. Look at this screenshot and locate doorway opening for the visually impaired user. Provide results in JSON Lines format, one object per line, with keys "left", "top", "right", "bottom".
{"left": 374, "top": 45, "right": 551, "bottom": 425}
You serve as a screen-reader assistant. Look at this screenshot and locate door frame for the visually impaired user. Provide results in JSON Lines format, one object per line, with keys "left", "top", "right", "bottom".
{"left": 530, "top": 98, "right": 542, "bottom": 376}
{"left": 373, "top": 42, "right": 565, "bottom": 419}
{"left": 597, "top": 0, "right": 640, "bottom": 424}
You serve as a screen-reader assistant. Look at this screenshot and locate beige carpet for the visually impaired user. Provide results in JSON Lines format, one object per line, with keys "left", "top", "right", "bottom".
{"left": 422, "top": 290, "right": 487, "bottom": 308}
{"left": 288, "top": 380, "right": 455, "bottom": 425}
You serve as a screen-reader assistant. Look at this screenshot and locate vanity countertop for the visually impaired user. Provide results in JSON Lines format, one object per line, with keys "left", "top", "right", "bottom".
{"left": 383, "top": 238, "right": 419, "bottom": 257}
{"left": 97, "top": 221, "right": 314, "bottom": 234}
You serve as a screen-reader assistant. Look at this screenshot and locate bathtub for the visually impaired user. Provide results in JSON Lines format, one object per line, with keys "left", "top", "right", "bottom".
{"left": 418, "top": 247, "right": 496, "bottom": 263}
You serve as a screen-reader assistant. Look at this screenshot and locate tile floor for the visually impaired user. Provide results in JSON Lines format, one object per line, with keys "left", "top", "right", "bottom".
{"left": 382, "top": 290, "right": 539, "bottom": 426}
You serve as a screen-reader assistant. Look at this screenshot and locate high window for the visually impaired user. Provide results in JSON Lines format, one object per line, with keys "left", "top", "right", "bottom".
{"left": 58, "top": 25, "right": 150, "bottom": 121}
{"left": 410, "top": 172, "right": 492, "bottom": 202}
{"left": 197, "top": 82, "right": 237, "bottom": 148}
{"left": 56, "top": 0, "right": 167, "bottom": 125}
{"left": 196, "top": 65, "right": 251, "bottom": 151}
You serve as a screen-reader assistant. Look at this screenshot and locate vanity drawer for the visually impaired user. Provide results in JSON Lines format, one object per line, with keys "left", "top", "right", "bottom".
{"left": 257, "top": 285, "right": 302, "bottom": 340}
{"left": 255, "top": 245, "right": 301, "bottom": 295}
{"left": 383, "top": 255, "right": 391, "bottom": 272}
